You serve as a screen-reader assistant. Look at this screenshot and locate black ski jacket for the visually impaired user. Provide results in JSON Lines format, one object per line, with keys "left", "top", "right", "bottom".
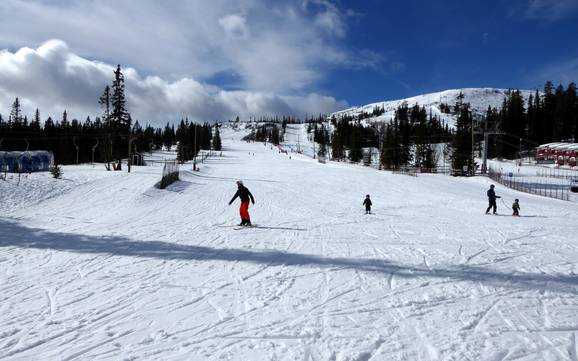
{"left": 229, "top": 186, "right": 255, "bottom": 204}
{"left": 363, "top": 198, "right": 372, "bottom": 207}
{"left": 487, "top": 188, "right": 500, "bottom": 201}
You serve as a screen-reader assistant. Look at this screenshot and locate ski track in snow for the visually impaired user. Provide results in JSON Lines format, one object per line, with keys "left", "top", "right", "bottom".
{"left": 1, "top": 124, "right": 578, "bottom": 360}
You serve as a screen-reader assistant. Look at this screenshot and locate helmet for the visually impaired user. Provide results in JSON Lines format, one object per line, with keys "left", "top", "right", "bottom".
{"left": 236, "top": 180, "right": 243, "bottom": 186}
{"left": 490, "top": 184, "right": 495, "bottom": 188}
{"left": 366, "top": 194, "right": 370, "bottom": 197}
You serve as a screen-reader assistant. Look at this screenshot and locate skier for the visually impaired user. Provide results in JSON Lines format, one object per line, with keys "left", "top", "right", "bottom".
{"left": 512, "top": 198, "right": 521, "bottom": 217}
{"left": 228, "top": 180, "right": 255, "bottom": 226}
{"left": 485, "top": 184, "right": 501, "bottom": 215}
{"left": 363, "top": 194, "right": 372, "bottom": 214}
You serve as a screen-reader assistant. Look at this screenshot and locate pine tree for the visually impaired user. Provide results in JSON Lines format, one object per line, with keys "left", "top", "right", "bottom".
{"left": 111, "top": 65, "right": 130, "bottom": 130}
{"left": 99, "top": 85, "right": 111, "bottom": 122}
{"left": 414, "top": 107, "right": 435, "bottom": 169}
{"left": 10, "top": 97, "right": 22, "bottom": 124}
{"left": 498, "top": 90, "right": 526, "bottom": 158}
{"left": 395, "top": 103, "right": 412, "bottom": 166}
{"left": 348, "top": 124, "right": 363, "bottom": 162}
{"left": 50, "top": 164, "right": 63, "bottom": 179}
{"left": 331, "top": 127, "right": 344, "bottom": 160}
{"left": 271, "top": 124, "right": 280, "bottom": 145}
{"left": 213, "top": 126, "right": 222, "bottom": 150}
{"left": 317, "top": 124, "right": 327, "bottom": 157}
{"left": 563, "top": 83, "right": 577, "bottom": 140}
{"left": 163, "top": 122, "right": 174, "bottom": 151}
{"left": 450, "top": 102, "right": 473, "bottom": 175}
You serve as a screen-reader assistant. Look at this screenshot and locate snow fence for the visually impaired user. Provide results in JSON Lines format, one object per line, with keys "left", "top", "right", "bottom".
{"left": 157, "top": 160, "right": 179, "bottom": 189}
{"left": 488, "top": 166, "right": 571, "bottom": 201}
{"left": 0, "top": 151, "right": 54, "bottom": 173}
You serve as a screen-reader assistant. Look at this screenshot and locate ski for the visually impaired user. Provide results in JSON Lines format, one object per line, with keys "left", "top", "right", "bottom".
{"left": 232, "top": 225, "right": 307, "bottom": 231}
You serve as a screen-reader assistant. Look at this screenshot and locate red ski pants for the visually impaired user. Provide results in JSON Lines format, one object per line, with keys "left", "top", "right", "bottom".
{"left": 240, "top": 200, "right": 251, "bottom": 222}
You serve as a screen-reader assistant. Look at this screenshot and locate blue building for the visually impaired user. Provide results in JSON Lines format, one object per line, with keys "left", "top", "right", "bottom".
{"left": 0, "top": 151, "right": 54, "bottom": 173}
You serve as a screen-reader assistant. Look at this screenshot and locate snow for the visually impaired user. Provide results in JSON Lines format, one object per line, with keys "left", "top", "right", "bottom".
{"left": 331, "top": 88, "right": 535, "bottom": 127}
{"left": 1, "top": 125, "right": 578, "bottom": 360}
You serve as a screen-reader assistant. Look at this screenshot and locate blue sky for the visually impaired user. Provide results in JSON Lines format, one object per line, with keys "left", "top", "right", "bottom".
{"left": 323, "top": 0, "right": 578, "bottom": 105}
{"left": 0, "top": 0, "right": 577, "bottom": 124}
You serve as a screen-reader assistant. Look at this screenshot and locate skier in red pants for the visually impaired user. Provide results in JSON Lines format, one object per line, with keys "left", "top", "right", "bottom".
{"left": 228, "top": 180, "right": 255, "bottom": 226}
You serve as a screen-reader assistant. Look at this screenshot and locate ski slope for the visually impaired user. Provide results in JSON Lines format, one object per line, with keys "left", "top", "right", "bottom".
{"left": 2, "top": 126, "right": 578, "bottom": 360}
{"left": 331, "top": 88, "right": 534, "bottom": 127}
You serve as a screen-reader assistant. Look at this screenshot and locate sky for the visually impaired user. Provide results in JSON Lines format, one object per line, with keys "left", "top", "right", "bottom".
{"left": 0, "top": 0, "right": 577, "bottom": 126}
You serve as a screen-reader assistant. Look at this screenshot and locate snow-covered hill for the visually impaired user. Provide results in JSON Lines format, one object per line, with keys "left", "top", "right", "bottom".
{"left": 331, "top": 88, "right": 535, "bottom": 127}
{"left": 1, "top": 127, "right": 577, "bottom": 360}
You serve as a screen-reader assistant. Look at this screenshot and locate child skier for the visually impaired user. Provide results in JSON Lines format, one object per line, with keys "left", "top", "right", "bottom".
{"left": 228, "top": 180, "right": 255, "bottom": 226}
{"left": 363, "top": 194, "right": 372, "bottom": 214}
{"left": 512, "top": 199, "right": 520, "bottom": 216}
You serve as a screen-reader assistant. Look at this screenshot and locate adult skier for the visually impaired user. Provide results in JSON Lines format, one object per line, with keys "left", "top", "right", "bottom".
{"left": 485, "top": 184, "right": 501, "bottom": 215}
{"left": 228, "top": 180, "right": 255, "bottom": 226}
{"left": 363, "top": 194, "right": 372, "bottom": 214}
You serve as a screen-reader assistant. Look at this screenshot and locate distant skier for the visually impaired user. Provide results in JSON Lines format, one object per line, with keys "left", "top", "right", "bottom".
{"left": 363, "top": 194, "right": 372, "bottom": 214}
{"left": 512, "top": 199, "right": 520, "bottom": 217}
{"left": 228, "top": 180, "right": 255, "bottom": 226}
{"left": 485, "top": 184, "right": 501, "bottom": 215}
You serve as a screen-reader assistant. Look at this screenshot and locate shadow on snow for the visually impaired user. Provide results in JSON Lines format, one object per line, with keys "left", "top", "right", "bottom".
{"left": 1, "top": 219, "right": 577, "bottom": 295}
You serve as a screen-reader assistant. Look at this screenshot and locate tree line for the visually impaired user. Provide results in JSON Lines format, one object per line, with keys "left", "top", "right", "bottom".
{"left": 449, "top": 81, "right": 578, "bottom": 173}
{"left": 316, "top": 80, "right": 577, "bottom": 174}
{"left": 484, "top": 81, "right": 577, "bottom": 159}
{"left": 0, "top": 65, "right": 219, "bottom": 167}
{"left": 242, "top": 116, "right": 299, "bottom": 145}
{"left": 322, "top": 103, "right": 451, "bottom": 169}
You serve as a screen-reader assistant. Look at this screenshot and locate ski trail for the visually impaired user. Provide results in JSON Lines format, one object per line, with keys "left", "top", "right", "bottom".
{"left": 466, "top": 248, "right": 487, "bottom": 264}
{"left": 45, "top": 288, "right": 56, "bottom": 318}
{"left": 569, "top": 332, "right": 578, "bottom": 361}
{"left": 393, "top": 309, "right": 439, "bottom": 360}
{"left": 463, "top": 299, "right": 500, "bottom": 333}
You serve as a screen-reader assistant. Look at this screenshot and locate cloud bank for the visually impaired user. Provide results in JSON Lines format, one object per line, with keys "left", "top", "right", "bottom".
{"left": 0, "top": 40, "right": 347, "bottom": 125}
{"left": 0, "top": 0, "right": 386, "bottom": 125}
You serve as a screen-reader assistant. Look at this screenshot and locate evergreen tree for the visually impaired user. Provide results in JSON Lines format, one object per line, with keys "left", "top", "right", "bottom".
{"left": 98, "top": 85, "right": 111, "bottom": 121}
{"left": 395, "top": 102, "right": 412, "bottom": 166}
{"left": 271, "top": 124, "right": 280, "bottom": 145}
{"left": 317, "top": 124, "right": 327, "bottom": 157}
{"left": 111, "top": 65, "right": 130, "bottom": 130}
{"left": 563, "top": 83, "right": 577, "bottom": 140}
{"left": 348, "top": 123, "right": 363, "bottom": 162}
{"left": 9, "top": 97, "right": 22, "bottom": 124}
{"left": 450, "top": 102, "right": 473, "bottom": 175}
{"left": 212, "top": 125, "right": 222, "bottom": 150}
{"left": 163, "top": 122, "right": 175, "bottom": 151}
{"left": 414, "top": 106, "right": 435, "bottom": 169}
{"left": 331, "top": 126, "right": 344, "bottom": 160}
{"left": 498, "top": 90, "right": 526, "bottom": 158}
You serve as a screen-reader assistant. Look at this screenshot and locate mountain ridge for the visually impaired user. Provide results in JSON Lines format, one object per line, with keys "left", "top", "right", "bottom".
{"left": 330, "top": 88, "right": 535, "bottom": 127}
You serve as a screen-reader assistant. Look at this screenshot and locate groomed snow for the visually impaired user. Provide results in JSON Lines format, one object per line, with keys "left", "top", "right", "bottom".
{"left": 330, "top": 88, "right": 534, "bottom": 128}
{"left": 1, "top": 125, "right": 578, "bottom": 360}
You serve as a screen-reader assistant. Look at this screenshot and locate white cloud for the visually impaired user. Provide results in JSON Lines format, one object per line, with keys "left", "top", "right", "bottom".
{"left": 522, "top": 0, "right": 578, "bottom": 21}
{"left": 0, "top": 40, "right": 347, "bottom": 126}
{"left": 219, "top": 14, "right": 250, "bottom": 40}
{"left": 0, "top": 0, "right": 370, "bottom": 94}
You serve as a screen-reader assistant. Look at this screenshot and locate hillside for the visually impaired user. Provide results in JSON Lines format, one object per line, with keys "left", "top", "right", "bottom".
{"left": 1, "top": 125, "right": 577, "bottom": 360}
{"left": 331, "top": 88, "right": 535, "bottom": 127}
